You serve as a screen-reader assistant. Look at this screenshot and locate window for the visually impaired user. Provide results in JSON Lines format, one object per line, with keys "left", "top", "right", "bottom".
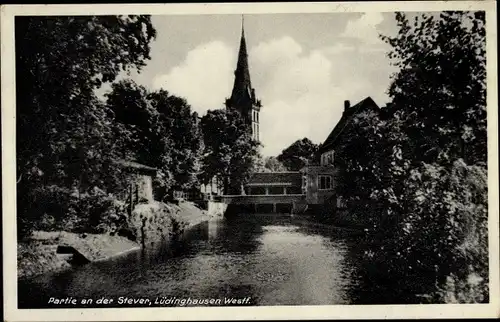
{"left": 321, "top": 151, "right": 334, "bottom": 166}
{"left": 318, "top": 175, "right": 332, "bottom": 190}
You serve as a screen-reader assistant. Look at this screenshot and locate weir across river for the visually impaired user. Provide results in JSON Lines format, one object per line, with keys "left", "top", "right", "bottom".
{"left": 217, "top": 172, "right": 309, "bottom": 213}
{"left": 220, "top": 193, "right": 307, "bottom": 213}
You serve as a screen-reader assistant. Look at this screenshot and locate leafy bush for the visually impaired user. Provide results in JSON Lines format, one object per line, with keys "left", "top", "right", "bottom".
{"left": 20, "top": 185, "right": 128, "bottom": 237}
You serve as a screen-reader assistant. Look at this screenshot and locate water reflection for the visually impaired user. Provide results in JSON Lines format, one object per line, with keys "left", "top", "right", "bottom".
{"left": 19, "top": 214, "right": 373, "bottom": 308}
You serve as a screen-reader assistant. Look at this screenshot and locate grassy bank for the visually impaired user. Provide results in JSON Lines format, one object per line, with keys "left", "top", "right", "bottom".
{"left": 17, "top": 201, "right": 224, "bottom": 280}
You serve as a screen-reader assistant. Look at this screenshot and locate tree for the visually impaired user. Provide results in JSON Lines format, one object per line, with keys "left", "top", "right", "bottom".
{"left": 381, "top": 11, "right": 488, "bottom": 295}
{"left": 15, "top": 16, "right": 156, "bottom": 237}
{"left": 381, "top": 11, "right": 486, "bottom": 166}
{"left": 249, "top": 155, "right": 287, "bottom": 173}
{"left": 277, "top": 138, "right": 319, "bottom": 171}
{"left": 347, "top": 11, "right": 489, "bottom": 303}
{"left": 16, "top": 15, "right": 156, "bottom": 182}
{"left": 148, "top": 90, "right": 203, "bottom": 192}
{"left": 200, "top": 109, "right": 259, "bottom": 194}
{"left": 263, "top": 156, "right": 288, "bottom": 172}
{"left": 250, "top": 153, "right": 267, "bottom": 173}
{"left": 105, "top": 80, "right": 174, "bottom": 198}
{"left": 335, "top": 11, "right": 488, "bottom": 303}
{"left": 106, "top": 82, "right": 204, "bottom": 199}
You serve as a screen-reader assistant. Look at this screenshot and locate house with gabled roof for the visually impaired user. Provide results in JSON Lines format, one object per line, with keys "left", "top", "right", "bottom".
{"left": 318, "top": 97, "right": 380, "bottom": 160}
{"left": 300, "top": 97, "right": 380, "bottom": 206}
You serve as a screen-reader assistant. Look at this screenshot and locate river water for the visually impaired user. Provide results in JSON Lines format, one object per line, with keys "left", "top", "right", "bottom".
{"left": 18, "top": 214, "right": 401, "bottom": 308}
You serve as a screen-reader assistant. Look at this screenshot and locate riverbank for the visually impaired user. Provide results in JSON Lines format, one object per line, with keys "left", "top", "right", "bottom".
{"left": 17, "top": 201, "right": 225, "bottom": 280}
{"left": 290, "top": 215, "right": 365, "bottom": 236}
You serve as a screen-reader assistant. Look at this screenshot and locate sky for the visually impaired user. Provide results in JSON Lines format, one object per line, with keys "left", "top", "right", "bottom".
{"left": 108, "top": 12, "right": 400, "bottom": 156}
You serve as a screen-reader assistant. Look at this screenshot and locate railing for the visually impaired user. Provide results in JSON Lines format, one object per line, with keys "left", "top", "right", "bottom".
{"left": 221, "top": 194, "right": 306, "bottom": 205}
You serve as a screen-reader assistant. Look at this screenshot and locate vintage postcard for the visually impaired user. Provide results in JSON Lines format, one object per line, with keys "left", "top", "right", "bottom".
{"left": 2, "top": 1, "right": 499, "bottom": 321}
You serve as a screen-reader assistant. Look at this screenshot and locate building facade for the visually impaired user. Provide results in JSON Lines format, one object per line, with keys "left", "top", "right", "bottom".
{"left": 309, "top": 97, "right": 380, "bottom": 208}
{"left": 225, "top": 19, "right": 262, "bottom": 142}
{"left": 300, "top": 165, "right": 336, "bottom": 205}
{"left": 114, "top": 160, "right": 158, "bottom": 212}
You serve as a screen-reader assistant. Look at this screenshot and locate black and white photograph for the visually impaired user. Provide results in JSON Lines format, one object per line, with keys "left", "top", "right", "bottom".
{"left": 2, "top": 1, "right": 499, "bottom": 320}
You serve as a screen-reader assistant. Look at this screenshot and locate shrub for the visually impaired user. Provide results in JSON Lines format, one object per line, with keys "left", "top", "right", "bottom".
{"left": 365, "top": 160, "right": 489, "bottom": 303}
{"left": 19, "top": 185, "right": 128, "bottom": 237}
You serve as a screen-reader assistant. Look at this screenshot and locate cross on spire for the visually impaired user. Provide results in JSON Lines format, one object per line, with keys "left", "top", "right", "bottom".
{"left": 241, "top": 15, "right": 245, "bottom": 35}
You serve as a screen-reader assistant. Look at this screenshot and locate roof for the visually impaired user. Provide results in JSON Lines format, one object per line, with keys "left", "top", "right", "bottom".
{"left": 227, "top": 19, "right": 260, "bottom": 111}
{"left": 114, "top": 160, "right": 158, "bottom": 173}
{"left": 246, "top": 172, "right": 302, "bottom": 187}
{"left": 318, "top": 97, "right": 379, "bottom": 153}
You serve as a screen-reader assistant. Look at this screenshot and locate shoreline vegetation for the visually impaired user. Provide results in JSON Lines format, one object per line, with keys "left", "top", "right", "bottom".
{"left": 17, "top": 201, "right": 224, "bottom": 280}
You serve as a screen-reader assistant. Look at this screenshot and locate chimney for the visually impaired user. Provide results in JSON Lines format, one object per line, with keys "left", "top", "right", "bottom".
{"left": 344, "top": 100, "right": 350, "bottom": 112}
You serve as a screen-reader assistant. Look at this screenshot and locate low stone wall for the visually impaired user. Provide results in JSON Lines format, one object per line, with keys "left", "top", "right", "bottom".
{"left": 207, "top": 201, "right": 227, "bottom": 217}
{"left": 121, "top": 201, "right": 225, "bottom": 248}
{"left": 125, "top": 202, "right": 178, "bottom": 247}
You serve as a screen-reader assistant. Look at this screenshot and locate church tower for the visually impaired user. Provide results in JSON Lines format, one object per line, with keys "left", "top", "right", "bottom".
{"left": 225, "top": 17, "right": 262, "bottom": 142}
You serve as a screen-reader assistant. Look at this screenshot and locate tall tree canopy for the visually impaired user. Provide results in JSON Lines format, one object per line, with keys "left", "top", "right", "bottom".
{"left": 200, "top": 109, "right": 259, "bottom": 194}
{"left": 148, "top": 90, "right": 203, "bottom": 192}
{"left": 105, "top": 80, "right": 204, "bottom": 199}
{"left": 16, "top": 16, "right": 156, "bottom": 236}
{"left": 277, "top": 138, "right": 319, "bottom": 171}
{"left": 381, "top": 11, "right": 486, "bottom": 165}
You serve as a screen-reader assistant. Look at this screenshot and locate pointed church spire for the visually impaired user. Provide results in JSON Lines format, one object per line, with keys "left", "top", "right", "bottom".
{"left": 226, "top": 15, "right": 261, "bottom": 143}
{"left": 230, "top": 15, "right": 253, "bottom": 104}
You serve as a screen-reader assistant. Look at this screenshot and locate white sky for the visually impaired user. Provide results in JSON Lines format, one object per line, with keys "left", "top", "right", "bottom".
{"left": 107, "top": 12, "right": 400, "bottom": 156}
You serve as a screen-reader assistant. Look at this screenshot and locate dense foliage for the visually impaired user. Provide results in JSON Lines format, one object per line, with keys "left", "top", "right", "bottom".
{"left": 148, "top": 90, "right": 203, "bottom": 193}
{"left": 16, "top": 16, "right": 204, "bottom": 239}
{"left": 16, "top": 16, "right": 156, "bottom": 238}
{"left": 105, "top": 80, "right": 203, "bottom": 200}
{"left": 263, "top": 156, "right": 288, "bottom": 172}
{"left": 200, "top": 109, "right": 260, "bottom": 194}
{"left": 336, "top": 11, "right": 488, "bottom": 303}
{"left": 277, "top": 138, "right": 319, "bottom": 171}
